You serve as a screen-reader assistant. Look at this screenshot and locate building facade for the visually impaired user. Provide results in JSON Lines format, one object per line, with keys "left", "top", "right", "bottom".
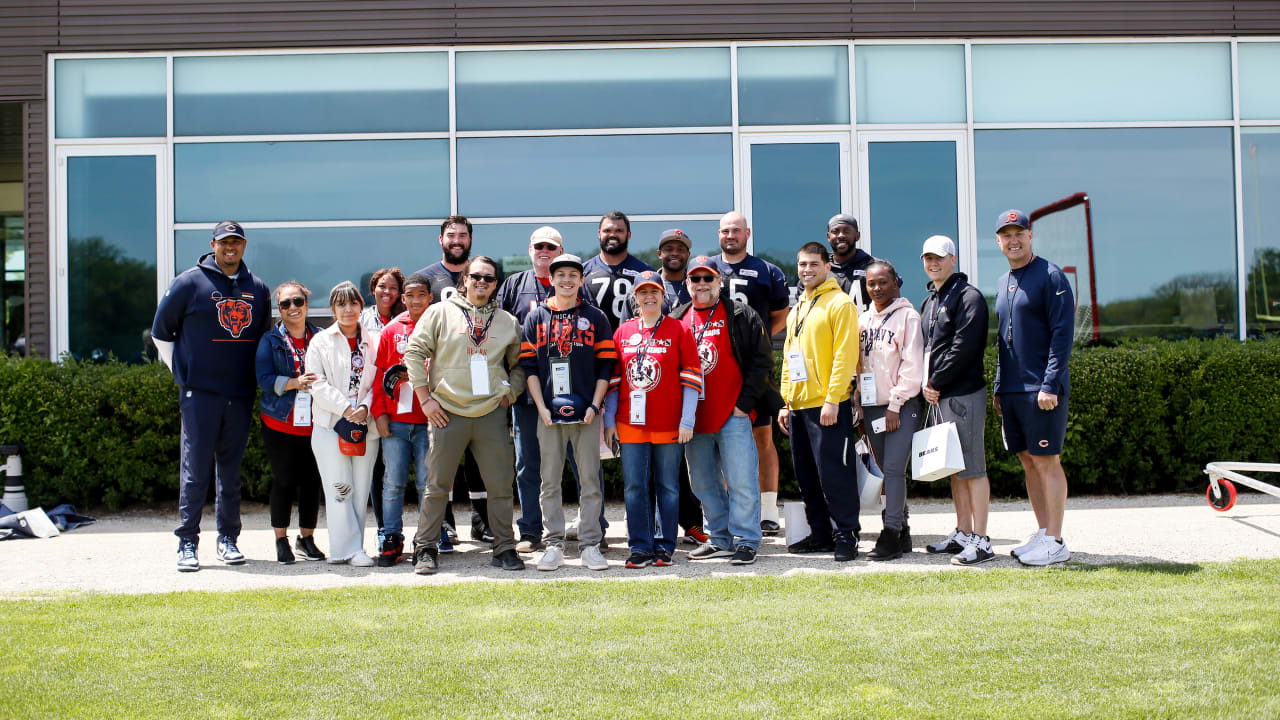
{"left": 1, "top": 2, "right": 1278, "bottom": 359}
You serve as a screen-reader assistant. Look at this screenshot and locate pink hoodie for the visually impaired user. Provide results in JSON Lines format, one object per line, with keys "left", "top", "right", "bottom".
{"left": 858, "top": 296, "right": 924, "bottom": 412}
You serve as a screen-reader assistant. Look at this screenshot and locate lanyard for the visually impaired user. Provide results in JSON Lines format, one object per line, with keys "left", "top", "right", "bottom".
{"left": 634, "top": 315, "right": 664, "bottom": 369}
{"left": 792, "top": 294, "right": 820, "bottom": 338}
{"left": 863, "top": 307, "right": 901, "bottom": 357}
{"left": 347, "top": 333, "right": 364, "bottom": 394}
{"left": 459, "top": 304, "right": 497, "bottom": 347}
{"left": 691, "top": 299, "right": 721, "bottom": 347}
{"left": 1005, "top": 267, "right": 1027, "bottom": 346}
{"left": 286, "top": 329, "right": 310, "bottom": 375}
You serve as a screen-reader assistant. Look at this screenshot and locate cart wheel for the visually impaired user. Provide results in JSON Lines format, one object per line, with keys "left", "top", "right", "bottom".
{"left": 1207, "top": 479, "right": 1237, "bottom": 512}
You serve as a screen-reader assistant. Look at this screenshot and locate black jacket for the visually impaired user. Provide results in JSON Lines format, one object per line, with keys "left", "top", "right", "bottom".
{"left": 919, "top": 272, "right": 989, "bottom": 397}
{"left": 670, "top": 298, "right": 785, "bottom": 418}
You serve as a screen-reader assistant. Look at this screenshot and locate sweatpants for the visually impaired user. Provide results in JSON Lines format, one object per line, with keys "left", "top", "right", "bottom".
{"left": 862, "top": 396, "right": 924, "bottom": 531}
{"left": 537, "top": 417, "right": 604, "bottom": 549}
{"left": 262, "top": 423, "right": 322, "bottom": 530}
{"left": 174, "top": 388, "right": 253, "bottom": 544}
{"left": 788, "top": 400, "right": 861, "bottom": 543}
{"left": 415, "top": 407, "right": 517, "bottom": 554}
{"left": 311, "top": 425, "right": 380, "bottom": 561}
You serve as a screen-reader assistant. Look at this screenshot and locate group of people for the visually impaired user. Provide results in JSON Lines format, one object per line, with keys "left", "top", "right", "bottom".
{"left": 151, "top": 205, "right": 1075, "bottom": 574}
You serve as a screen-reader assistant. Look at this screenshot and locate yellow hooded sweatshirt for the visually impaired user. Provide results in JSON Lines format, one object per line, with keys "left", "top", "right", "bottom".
{"left": 780, "top": 275, "right": 859, "bottom": 410}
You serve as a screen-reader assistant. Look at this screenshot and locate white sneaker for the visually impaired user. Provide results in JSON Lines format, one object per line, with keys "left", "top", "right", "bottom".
{"left": 1017, "top": 534, "right": 1069, "bottom": 567}
{"left": 952, "top": 534, "right": 995, "bottom": 566}
{"left": 1011, "top": 528, "right": 1046, "bottom": 559}
{"left": 537, "top": 545, "right": 564, "bottom": 571}
{"left": 349, "top": 551, "right": 375, "bottom": 567}
{"left": 927, "top": 528, "right": 969, "bottom": 555}
{"left": 580, "top": 544, "right": 608, "bottom": 571}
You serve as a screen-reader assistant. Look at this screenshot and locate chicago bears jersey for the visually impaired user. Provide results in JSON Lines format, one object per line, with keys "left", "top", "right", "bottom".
{"left": 414, "top": 261, "right": 463, "bottom": 305}
{"left": 712, "top": 254, "right": 789, "bottom": 325}
{"left": 582, "top": 254, "right": 655, "bottom": 331}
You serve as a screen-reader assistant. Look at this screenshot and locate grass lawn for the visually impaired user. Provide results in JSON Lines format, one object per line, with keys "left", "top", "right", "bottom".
{"left": 2, "top": 560, "right": 1277, "bottom": 719}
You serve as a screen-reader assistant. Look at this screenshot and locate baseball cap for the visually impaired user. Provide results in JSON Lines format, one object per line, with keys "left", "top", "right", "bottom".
{"left": 333, "top": 417, "right": 368, "bottom": 457}
{"left": 550, "top": 394, "right": 589, "bottom": 424}
{"left": 658, "top": 228, "right": 692, "bottom": 250}
{"left": 213, "top": 221, "right": 246, "bottom": 241}
{"left": 996, "top": 209, "right": 1030, "bottom": 232}
{"left": 632, "top": 270, "right": 665, "bottom": 294}
{"left": 920, "top": 235, "right": 957, "bottom": 259}
{"left": 530, "top": 226, "right": 563, "bottom": 248}
{"left": 687, "top": 256, "right": 720, "bottom": 276}
{"left": 382, "top": 364, "right": 408, "bottom": 399}
{"left": 827, "top": 213, "right": 859, "bottom": 231}
{"left": 549, "top": 253, "right": 584, "bottom": 275}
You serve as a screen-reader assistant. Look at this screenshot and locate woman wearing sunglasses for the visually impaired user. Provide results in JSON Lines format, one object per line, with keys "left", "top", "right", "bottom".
{"left": 255, "top": 281, "right": 326, "bottom": 564}
{"left": 306, "top": 281, "right": 381, "bottom": 566}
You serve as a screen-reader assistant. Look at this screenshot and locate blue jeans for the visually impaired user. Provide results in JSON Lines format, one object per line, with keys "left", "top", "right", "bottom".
{"left": 380, "top": 420, "right": 429, "bottom": 536}
{"left": 684, "top": 414, "right": 762, "bottom": 550}
{"left": 620, "top": 440, "right": 683, "bottom": 556}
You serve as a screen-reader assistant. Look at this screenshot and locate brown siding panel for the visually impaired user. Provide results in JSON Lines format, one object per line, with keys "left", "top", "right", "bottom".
{"left": 0, "top": 3, "right": 56, "bottom": 102}
{"left": 23, "top": 101, "right": 48, "bottom": 358}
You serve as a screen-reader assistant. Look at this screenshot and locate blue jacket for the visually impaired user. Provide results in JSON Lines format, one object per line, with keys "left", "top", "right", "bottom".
{"left": 994, "top": 255, "right": 1074, "bottom": 397}
{"left": 256, "top": 320, "right": 322, "bottom": 422}
{"left": 151, "top": 253, "right": 271, "bottom": 397}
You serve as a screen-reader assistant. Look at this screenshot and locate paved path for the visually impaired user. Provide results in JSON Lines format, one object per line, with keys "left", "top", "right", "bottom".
{"left": 2, "top": 494, "right": 1277, "bottom": 597}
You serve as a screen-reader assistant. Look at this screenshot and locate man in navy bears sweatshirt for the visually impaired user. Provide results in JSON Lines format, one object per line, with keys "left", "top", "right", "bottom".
{"left": 152, "top": 220, "right": 271, "bottom": 572}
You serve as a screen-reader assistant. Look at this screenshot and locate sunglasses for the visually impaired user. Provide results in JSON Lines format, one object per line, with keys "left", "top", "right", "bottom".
{"left": 278, "top": 297, "right": 306, "bottom": 309}
{"left": 688, "top": 274, "right": 718, "bottom": 284}
{"left": 531, "top": 243, "right": 560, "bottom": 252}
{"left": 468, "top": 273, "right": 497, "bottom": 283}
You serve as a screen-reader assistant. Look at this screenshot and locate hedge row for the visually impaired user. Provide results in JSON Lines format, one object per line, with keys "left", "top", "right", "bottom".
{"left": 2, "top": 336, "right": 1277, "bottom": 510}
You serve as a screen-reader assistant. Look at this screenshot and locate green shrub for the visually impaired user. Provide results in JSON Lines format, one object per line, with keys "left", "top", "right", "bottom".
{"left": 2, "top": 337, "right": 1278, "bottom": 509}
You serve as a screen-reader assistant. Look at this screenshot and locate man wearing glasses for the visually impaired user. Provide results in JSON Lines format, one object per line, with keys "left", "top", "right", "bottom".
{"left": 404, "top": 256, "right": 528, "bottom": 574}
{"left": 152, "top": 221, "right": 271, "bottom": 572}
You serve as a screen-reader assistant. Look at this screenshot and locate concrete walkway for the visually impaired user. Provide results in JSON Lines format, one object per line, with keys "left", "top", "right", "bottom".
{"left": 2, "top": 494, "right": 1277, "bottom": 597}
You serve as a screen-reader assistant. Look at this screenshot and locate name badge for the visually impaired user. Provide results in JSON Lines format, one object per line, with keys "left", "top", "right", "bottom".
{"left": 396, "top": 382, "right": 414, "bottom": 414}
{"left": 871, "top": 416, "right": 886, "bottom": 434}
{"left": 859, "top": 372, "right": 877, "bottom": 406}
{"left": 470, "top": 354, "right": 491, "bottom": 396}
{"left": 629, "top": 390, "right": 646, "bottom": 425}
{"left": 292, "top": 391, "right": 312, "bottom": 427}
{"left": 551, "top": 359, "right": 571, "bottom": 397}
{"left": 786, "top": 350, "right": 808, "bottom": 383}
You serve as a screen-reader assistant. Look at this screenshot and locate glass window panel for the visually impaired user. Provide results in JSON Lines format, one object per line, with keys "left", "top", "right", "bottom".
{"left": 855, "top": 45, "right": 965, "bottom": 124}
{"left": 866, "top": 141, "right": 959, "bottom": 308}
{"left": 1239, "top": 44, "right": 1280, "bottom": 120}
{"left": 54, "top": 58, "right": 166, "bottom": 138}
{"left": 67, "top": 156, "right": 157, "bottom": 360}
{"left": 174, "top": 139, "right": 449, "bottom": 222}
{"left": 975, "top": 128, "right": 1237, "bottom": 339}
{"left": 457, "top": 134, "right": 732, "bottom": 217}
{"left": 472, "top": 220, "right": 722, "bottom": 276}
{"left": 738, "top": 46, "right": 849, "bottom": 126}
{"left": 748, "top": 142, "right": 843, "bottom": 285}
{"left": 174, "top": 53, "right": 448, "bottom": 135}
{"left": 175, "top": 226, "right": 440, "bottom": 312}
{"left": 456, "top": 48, "right": 730, "bottom": 130}
{"left": 1243, "top": 128, "right": 1280, "bottom": 335}
{"left": 972, "top": 43, "right": 1231, "bottom": 122}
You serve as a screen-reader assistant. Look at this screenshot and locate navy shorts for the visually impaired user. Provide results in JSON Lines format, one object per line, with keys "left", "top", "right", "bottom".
{"left": 999, "top": 392, "right": 1068, "bottom": 456}
{"left": 752, "top": 408, "right": 776, "bottom": 429}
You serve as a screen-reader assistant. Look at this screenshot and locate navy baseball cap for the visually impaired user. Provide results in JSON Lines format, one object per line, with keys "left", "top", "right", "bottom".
{"left": 213, "top": 221, "right": 246, "bottom": 241}
{"left": 632, "top": 270, "right": 664, "bottom": 294}
{"left": 658, "top": 228, "right": 692, "bottom": 250}
{"left": 333, "top": 418, "right": 368, "bottom": 457}
{"left": 687, "top": 256, "right": 720, "bottom": 276}
{"left": 996, "top": 210, "right": 1030, "bottom": 233}
{"left": 382, "top": 364, "right": 408, "bottom": 399}
{"left": 550, "top": 394, "right": 589, "bottom": 424}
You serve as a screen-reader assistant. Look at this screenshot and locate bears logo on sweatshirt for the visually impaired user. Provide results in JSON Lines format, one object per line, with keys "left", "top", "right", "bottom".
{"left": 213, "top": 292, "right": 254, "bottom": 338}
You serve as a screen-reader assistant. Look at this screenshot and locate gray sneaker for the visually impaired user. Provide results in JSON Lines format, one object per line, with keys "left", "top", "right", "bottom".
{"left": 580, "top": 544, "right": 608, "bottom": 571}
{"left": 216, "top": 535, "right": 245, "bottom": 565}
{"left": 688, "top": 543, "right": 734, "bottom": 560}
{"left": 176, "top": 539, "right": 199, "bottom": 572}
{"left": 413, "top": 546, "right": 439, "bottom": 575}
{"left": 537, "top": 544, "right": 565, "bottom": 572}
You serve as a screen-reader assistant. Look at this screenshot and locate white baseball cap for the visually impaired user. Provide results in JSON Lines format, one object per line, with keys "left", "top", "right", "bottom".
{"left": 920, "top": 235, "right": 956, "bottom": 258}
{"left": 530, "top": 226, "right": 563, "bottom": 248}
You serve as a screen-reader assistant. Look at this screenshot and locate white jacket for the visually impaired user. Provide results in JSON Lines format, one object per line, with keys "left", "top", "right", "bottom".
{"left": 305, "top": 322, "right": 379, "bottom": 431}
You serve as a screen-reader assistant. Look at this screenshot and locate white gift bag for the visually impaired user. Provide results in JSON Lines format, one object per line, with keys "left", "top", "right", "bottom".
{"left": 854, "top": 439, "right": 884, "bottom": 513}
{"left": 911, "top": 404, "right": 965, "bottom": 482}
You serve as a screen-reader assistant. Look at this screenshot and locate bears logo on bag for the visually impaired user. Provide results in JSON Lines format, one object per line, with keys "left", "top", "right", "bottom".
{"left": 212, "top": 293, "right": 253, "bottom": 338}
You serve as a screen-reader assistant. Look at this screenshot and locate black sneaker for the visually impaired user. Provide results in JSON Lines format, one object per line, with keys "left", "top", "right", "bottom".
{"left": 515, "top": 534, "right": 542, "bottom": 553}
{"left": 689, "top": 543, "right": 734, "bottom": 560}
{"left": 443, "top": 522, "right": 460, "bottom": 545}
{"left": 653, "top": 550, "right": 673, "bottom": 567}
{"left": 834, "top": 538, "right": 860, "bottom": 562}
{"left": 788, "top": 535, "right": 835, "bottom": 554}
{"left": 491, "top": 548, "right": 525, "bottom": 571}
{"left": 378, "top": 534, "right": 404, "bottom": 568}
{"left": 276, "top": 537, "right": 296, "bottom": 565}
{"left": 868, "top": 529, "right": 902, "bottom": 561}
{"left": 295, "top": 535, "right": 326, "bottom": 561}
{"left": 413, "top": 546, "right": 439, "bottom": 575}
{"left": 625, "top": 552, "right": 653, "bottom": 569}
{"left": 760, "top": 519, "right": 781, "bottom": 536}
{"left": 471, "top": 515, "right": 496, "bottom": 544}
{"left": 730, "top": 546, "right": 757, "bottom": 565}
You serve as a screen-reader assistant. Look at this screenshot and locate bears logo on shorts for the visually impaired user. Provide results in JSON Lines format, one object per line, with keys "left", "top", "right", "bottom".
{"left": 626, "top": 354, "right": 662, "bottom": 392}
{"left": 213, "top": 293, "right": 253, "bottom": 338}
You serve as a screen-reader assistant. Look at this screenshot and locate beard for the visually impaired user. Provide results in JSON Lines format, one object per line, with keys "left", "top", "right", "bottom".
{"left": 443, "top": 243, "right": 471, "bottom": 265}
{"left": 600, "top": 236, "right": 629, "bottom": 256}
